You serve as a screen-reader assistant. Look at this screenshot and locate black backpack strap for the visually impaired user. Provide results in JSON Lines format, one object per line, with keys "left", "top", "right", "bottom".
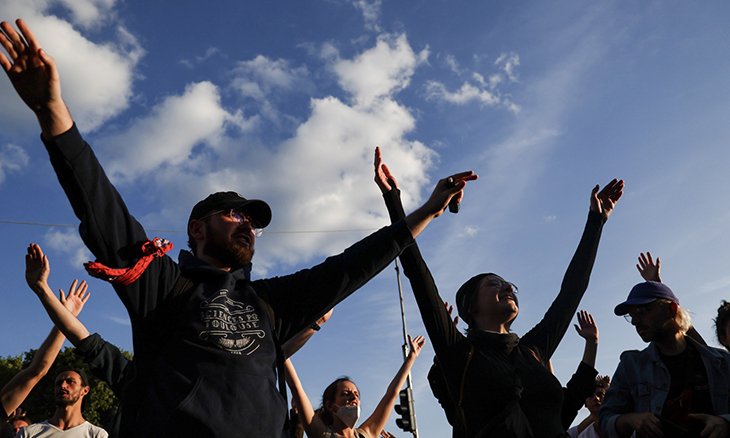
{"left": 430, "top": 345, "right": 473, "bottom": 436}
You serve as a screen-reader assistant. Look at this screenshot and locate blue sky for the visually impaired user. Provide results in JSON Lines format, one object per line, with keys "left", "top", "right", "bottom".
{"left": 2, "top": 0, "right": 730, "bottom": 435}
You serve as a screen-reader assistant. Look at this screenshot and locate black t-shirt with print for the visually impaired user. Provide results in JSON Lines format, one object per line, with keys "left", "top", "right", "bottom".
{"left": 660, "top": 341, "right": 713, "bottom": 437}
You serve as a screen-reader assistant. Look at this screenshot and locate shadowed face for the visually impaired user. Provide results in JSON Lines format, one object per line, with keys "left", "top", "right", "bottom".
{"left": 585, "top": 386, "right": 607, "bottom": 415}
{"left": 54, "top": 371, "right": 88, "bottom": 407}
{"left": 626, "top": 300, "right": 673, "bottom": 342}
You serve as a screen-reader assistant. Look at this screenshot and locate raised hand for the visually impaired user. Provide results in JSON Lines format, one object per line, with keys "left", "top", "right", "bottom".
{"left": 407, "top": 335, "right": 426, "bottom": 359}
{"left": 421, "top": 171, "right": 478, "bottom": 219}
{"left": 374, "top": 146, "right": 398, "bottom": 194}
{"left": 444, "top": 301, "right": 459, "bottom": 327}
{"left": 0, "top": 19, "right": 62, "bottom": 113}
{"left": 636, "top": 251, "right": 661, "bottom": 282}
{"left": 25, "top": 243, "right": 50, "bottom": 291}
{"left": 0, "top": 19, "right": 72, "bottom": 137}
{"left": 573, "top": 310, "right": 598, "bottom": 344}
{"left": 59, "top": 279, "right": 90, "bottom": 317}
{"left": 589, "top": 178, "right": 624, "bottom": 220}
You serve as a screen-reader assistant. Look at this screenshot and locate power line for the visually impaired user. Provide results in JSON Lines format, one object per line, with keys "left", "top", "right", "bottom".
{"left": 0, "top": 219, "right": 378, "bottom": 235}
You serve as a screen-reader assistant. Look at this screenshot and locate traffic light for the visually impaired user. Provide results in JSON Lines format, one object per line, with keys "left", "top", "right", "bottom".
{"left": 394, "top": 387, "right": 416, "bottom": 432}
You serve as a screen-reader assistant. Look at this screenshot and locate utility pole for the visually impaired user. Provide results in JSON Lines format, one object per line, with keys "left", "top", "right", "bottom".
{"left": 393, "top": 259, "right": 418, "bottom": 437}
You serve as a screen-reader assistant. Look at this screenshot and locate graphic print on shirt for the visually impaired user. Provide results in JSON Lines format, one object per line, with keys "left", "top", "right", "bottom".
{"left": 199, "top": 289, "right": 265, "bottom": 355}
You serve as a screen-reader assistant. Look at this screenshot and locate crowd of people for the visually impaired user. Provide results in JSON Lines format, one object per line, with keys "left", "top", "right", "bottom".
{"left": 1, "top": 16, "right": 730, "bottom": 438}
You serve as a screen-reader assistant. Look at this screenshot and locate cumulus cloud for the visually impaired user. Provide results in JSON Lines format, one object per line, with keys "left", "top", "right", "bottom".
{"left": 56, "top": 0, "right": 117, "bottom": 29}
{"left": 333, "top": 34, "right": 429, "bottom": 106}
{"left": 99, "top": 81, "right": 233, "bottom": 182}
{"left": 116, "top": 33, "right": 436, "bottom": 272}
{"left": 230, "top": 55, "right": 312, "bottom": 125}
{"left": 0, "top": 143, "right": 29, "bottom": 184}
{"left": 232, "top": 55, "right": 310, "bottom": 99}
{"left": 44, "top": 228, "right": 93, "bottom": 268}
{"left": 0, "top": 2, "right": 143, "bottom": 134}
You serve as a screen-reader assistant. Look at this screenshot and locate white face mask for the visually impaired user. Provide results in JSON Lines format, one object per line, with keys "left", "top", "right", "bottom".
{"left": 334, "top": 404, "right": 360, "bottom": 428}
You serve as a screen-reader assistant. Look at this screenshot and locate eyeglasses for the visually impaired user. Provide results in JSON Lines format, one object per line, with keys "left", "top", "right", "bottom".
{"left": 484, "top": 277, "right": 518, "bottom": 294}
{"left": 623, "top": 301, "right": 660, "bottom": 324}
{"left": 199, "top": 209, "right": 264, "bottom": 237}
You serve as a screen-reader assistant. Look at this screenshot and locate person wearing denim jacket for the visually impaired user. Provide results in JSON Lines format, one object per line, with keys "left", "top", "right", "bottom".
{"left": 599, "top": 281, "right": 730, "bottom": 437}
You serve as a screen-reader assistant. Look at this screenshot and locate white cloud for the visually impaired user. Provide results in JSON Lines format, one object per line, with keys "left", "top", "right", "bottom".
{"left": 495, "top": 52, "right": 520, "bottom": 82}
{"left": 459, "top": 225, "right": 479, "bottom": 238}
{"left": 332, "top": 34, "right": 429, "bottom": 106}
{"left": 425, "top": 81, "right": 499, "bottom": 106}
{"left": 180, "top": 47, "right": 222, "bottom": 69}
{"left": 103, "top": 314, "right": 131, "bottom": 326}
{"left": 0, "top": 4, "right": 143, "bottom": 134}
{"left": 56, "top": 0, "right": 117, "bottom": 29}
{"left": 99, "top": 81, "right": 232, "bottom": 182}
{"left": 118, "top": 34, "right": 437, "bottom": 272}
{"left": 351, "top": 0, "right": 382, "bottom": 31}
{"left": 424, "top": 52, "right": 521, "bottom": 112}
{"left": 44, "top": 228, "right": 93, "bottom": 268}
{"left": 0, "top": 143, "right": 29, "bottom": 184}
{"left": 232, "top": 55, "right": 310, "bottom": 99}
{"left": 445, "top": 54, "right": 461, "bottom": 74}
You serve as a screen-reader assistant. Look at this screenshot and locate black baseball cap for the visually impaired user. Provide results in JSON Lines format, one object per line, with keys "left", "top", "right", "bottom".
{"left": 188, "top": 191, "right": 272, "bottom": 228}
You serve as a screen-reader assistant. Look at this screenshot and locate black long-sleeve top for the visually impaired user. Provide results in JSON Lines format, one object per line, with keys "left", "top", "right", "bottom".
{"left": 382, "top": 188, "right": 605, "bottom": 438}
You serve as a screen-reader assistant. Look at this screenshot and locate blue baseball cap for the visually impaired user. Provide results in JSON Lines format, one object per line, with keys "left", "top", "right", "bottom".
{"left": 614, "top": 281, "right": 679, "bottom": 316}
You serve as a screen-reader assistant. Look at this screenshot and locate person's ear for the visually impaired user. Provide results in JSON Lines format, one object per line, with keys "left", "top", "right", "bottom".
{"left": 189, "top": 220, "right": 206, "bottom": 242}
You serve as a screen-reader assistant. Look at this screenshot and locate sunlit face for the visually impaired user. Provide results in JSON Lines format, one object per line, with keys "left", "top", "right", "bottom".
{"left": 327, "top": 380, "right": 360, "bottom": 414}
{"left": 54, "top": 371, "right": 88, "bottom": 407}
{"left": 471, "top": 274, "right": 519, "bottom": 326}
{"left": 199, "top": 210, "right": 257, "bottom": 268}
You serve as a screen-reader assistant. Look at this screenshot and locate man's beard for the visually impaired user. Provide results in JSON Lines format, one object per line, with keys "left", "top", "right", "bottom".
{"left": 55, "top": 392, "right": 81, "bottom": 406}
{"left": 203, "top": 229, "right": 254, "bottom": 269}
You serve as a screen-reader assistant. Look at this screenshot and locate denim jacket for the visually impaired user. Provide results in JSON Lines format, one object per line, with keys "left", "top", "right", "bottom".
{"left": 599, "top": 336, "right": 730, "bottom": 437}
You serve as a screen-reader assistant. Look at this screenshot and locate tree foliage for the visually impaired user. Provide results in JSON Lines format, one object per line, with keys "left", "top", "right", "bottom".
{"left": 0, "top": 346, "right": 124, "bottom": 430}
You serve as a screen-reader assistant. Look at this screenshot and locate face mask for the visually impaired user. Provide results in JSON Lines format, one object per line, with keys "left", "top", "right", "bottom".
{"left": 334, "top": 404, "right": 360, "bottom": 428}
